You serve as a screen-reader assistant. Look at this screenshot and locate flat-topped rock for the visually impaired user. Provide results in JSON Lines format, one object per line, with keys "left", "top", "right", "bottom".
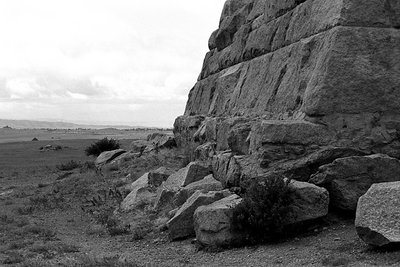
{"left": 194, "top": 194, "right": 243, "bottom": 247}
{"left": 163, "top": 162, "right": 211, "bottom": 190}
{"left": 174, "top": 175, "right": 223, "bottom": 206}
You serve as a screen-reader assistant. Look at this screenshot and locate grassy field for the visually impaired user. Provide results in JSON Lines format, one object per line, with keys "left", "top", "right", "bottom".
{"left": 1, "top": 130, "right": 400, "bottom": 266}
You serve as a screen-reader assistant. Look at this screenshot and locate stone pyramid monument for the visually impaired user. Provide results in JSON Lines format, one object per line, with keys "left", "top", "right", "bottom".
{"left": 174, "top": 0, "right": 400, "bottom": 188}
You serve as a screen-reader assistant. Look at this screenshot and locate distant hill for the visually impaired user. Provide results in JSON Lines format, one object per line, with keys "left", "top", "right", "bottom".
{"left": 0, "top": 119, "right": 145, "bottom": 130}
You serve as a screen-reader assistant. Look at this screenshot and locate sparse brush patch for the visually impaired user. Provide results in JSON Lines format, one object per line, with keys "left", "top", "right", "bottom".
{"left": 28, "top": 192, "right": 66, "bottom": 210}
{"left": 80, "top": 161, "right": 96, "bottom": 172}
{"left": 231, "top": 175, "right": 293, "bottom": 245}
{"left": 8, "top": 240, "right": 34, "bottom": 250}
{"left": 85, "top": 138, "right": 120, "bottom": 157}
{"left": 21, "top": 225, "right": 56, "bottom": 240}
{"left": 76, "top": 255, "right": 139, "bottom": 267}
{"left": 2, "top": 251, "right": 24, "bottom": 265}
{"left": 92, "top": 207, "right": 129, "bottom": 236}
{"left": 16, "top": 206, "right": 35, "bottom": 215}
{"left": 130, "top": 220, "right": 153, "bottom": 241}
{"left": 104, "top": 164, "right": 119, "bottom": 172}
{"left": 56, "top": 160, "right": 82, "bottom": 171}
{"left": 29, "top": 242, "right": 80, "bottom": 255}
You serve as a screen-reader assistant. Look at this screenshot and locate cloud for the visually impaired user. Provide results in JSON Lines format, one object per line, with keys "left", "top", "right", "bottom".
{"left": 0, "top": 0, "right": 226, "bottom": 127}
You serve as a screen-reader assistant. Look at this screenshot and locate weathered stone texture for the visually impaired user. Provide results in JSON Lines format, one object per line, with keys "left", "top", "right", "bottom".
{"left": 310, "top": 154, "right": 400, "bottom": 211}
{"left": 167, "top": 190, "right": 232, "bottom": 240}
{"left": 356, "top": 182, "right": 400, "bottom": 246}
{"left": 194, "top": 194, "right": 243, "bottom": 247}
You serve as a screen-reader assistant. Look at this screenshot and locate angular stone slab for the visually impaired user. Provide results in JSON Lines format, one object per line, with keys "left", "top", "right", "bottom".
{"left": 310, "top": 154, "right": 400, "bottom": 211}
{"left": 95, "top": 149, "right": 126, "bottom": 167}
{"left": 174, "top": 175, "right": 223, "bottom": 207}
{"left": 120, "top": 173, "right": 156, "bottom": 211}
{"left": 287, "top": 180, "right": 329, "bottom": 224}
{"left": 167, "top": 190, "right": 232, "bottom": 240}
{"left": 194, "top": 194, "right": 243, "bottom": 247}
{"left": 163, "top": 162, "right": 211, "bottom": 190}
{"left": 355, "top": 182, "right": 400, "bottom": 246}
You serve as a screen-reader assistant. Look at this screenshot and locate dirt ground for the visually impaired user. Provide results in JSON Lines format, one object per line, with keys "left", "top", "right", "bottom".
{"left": 1, "top": 131, "right": 400, "bottom": 266}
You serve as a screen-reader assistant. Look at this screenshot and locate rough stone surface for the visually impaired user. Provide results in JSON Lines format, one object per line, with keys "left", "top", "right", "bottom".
{"left": 153, "top": 162, "right": 211, "bottom": 211}
{"left": 287, "top": 180, "right": 329, "bottom": 224}
{"left": 150, "top": 134, "right": 176, "bottom": 149}
{"left": 148, "top": 167, "right": 174, "bottom": 187}
{"left": 355, "top": 182, "right": 400, "bottom": 246}
{"left": 110, "top": 151, "right": 140, "bottom": 166}
{"left": 310, "top": 154, "right": 400, "bottom": 211}
{"left": 194, "top": 194, "right": 243, "bottom": 247}
{"left": 162, "top": 162, "right": 211, "bottom": 190}
{"left": 270, "top": 146, "right": 367, "bottom": 181}
{"left": 120, "top": 173, "right": 156, "bottom": 211}
{"left": 174, "top": 0, "right": 400, "bottom": 161}
{"left": 167, "top": 190, "right": 232, "bottom": 240}
{"left": 174, "top": 175, "right": 223, "bottom": 206}
{"left": 173, "top": 0, "right": 400, "bottom": 243}
{"left": 153, "top": 187, "right": 176, "bottom": 212}
{"left": 95, "top": 149, "right": 126, "bottom": 167}
{"left": 194, "top": 142, "right": 217, "bottom": 161}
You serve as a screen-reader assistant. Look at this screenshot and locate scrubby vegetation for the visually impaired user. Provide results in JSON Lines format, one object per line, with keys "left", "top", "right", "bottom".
{"left": 232, "top": 175, "right": 293, "bottom": 244}
{"left": 56, "top": 160, "right": 82, "bottom": 171}
{"left": 85, "top": 138, "right": 120, "bottom": 157}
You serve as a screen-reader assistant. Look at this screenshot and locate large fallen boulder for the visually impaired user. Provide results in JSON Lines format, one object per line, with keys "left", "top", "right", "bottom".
{"left": 309, "top": 154, "right": 400, "bottom": 211}
{"left": 286, "top": 180, "right": 329, "bottom": 224}
{"left": 194, "top": 194, "right": 243, "bottom": 247}
{"left": 95, "top": 149, "right": 126, "bottom": 167}
{"left": 153, "top": 162, "right": 211, "bottom": 211}
{"left": 120, "top": 173, "right": 156, "bottom": 211}
{"left": 355, "top": 182, "right": 400, "bottom": 246}
{"left": 167, "top": 190, "right": 232, "bottom": 240}
{"left": 162, "top": 162, "right": 211, "bottom": 190}
{"left": 174, "top": 175, "right": 223, "bottom": 206}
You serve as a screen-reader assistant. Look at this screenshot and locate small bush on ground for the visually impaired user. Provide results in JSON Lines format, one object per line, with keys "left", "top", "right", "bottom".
{"left": 56, "top": 160, "right": 82, "bottom": 171}
{"left": 85, "top": 138, "right": 120, "bottom": 157}
{"left": 231, "top": 175, "right": 293, "bottom": 245}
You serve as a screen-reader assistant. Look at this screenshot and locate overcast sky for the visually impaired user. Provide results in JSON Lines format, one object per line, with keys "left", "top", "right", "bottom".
{"left": 0, "top": 0, "right": 225, "bottom": 127}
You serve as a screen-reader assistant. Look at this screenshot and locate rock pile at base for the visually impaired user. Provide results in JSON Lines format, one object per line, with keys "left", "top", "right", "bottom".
{"left": 117, "top": 0, "right": 400, "bottom": 248}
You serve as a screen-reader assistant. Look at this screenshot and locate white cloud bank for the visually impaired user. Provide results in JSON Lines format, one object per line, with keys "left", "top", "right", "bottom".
{"left": 0, "top": 0, "right": 226, "bottom": 127}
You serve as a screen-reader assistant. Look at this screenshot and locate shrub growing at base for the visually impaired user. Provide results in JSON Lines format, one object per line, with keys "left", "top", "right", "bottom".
{"left": 231, "top": 175, "right": 293, "bottom": 244}
{"left": 85, "top": 137, "right": 120, "bottom": 157}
